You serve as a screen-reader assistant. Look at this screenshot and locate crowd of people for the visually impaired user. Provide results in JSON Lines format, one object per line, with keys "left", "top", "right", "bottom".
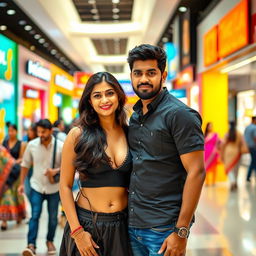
{"left": 0, "top": 44, "right": 255, "bottom": 256}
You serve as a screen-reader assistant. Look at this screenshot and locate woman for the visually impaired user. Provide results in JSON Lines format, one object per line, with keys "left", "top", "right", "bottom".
{"left": 24, "top": 123, "right": 38, "bottom": 200}
{"left": 60, "top": 72, "right": 132, "bottom": 256}
{"left": 221, "top": 121, "right": 246, "bottom": 191}
{"left": 0, "top": 124, "right": 26, "bottom": 230}
{"left": 204, "top": 122, "right": 221, "bottom": 186}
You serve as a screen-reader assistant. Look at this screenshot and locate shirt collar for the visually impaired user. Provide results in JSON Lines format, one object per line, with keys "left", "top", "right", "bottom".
{"left": 133, "top": 87, "right": 168, "bottom": 114}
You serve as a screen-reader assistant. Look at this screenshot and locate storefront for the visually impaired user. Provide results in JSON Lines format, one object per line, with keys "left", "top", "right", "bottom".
{"left": 18, "top": 45, "right": 50, "bottom": 134}
{"left": 0, "top": 34, "right": 18, "bottom": 142}
{"left": 49, "top": 64, "right": 75, "bottom": 125}
{"left": 198, "top": 0, "right": 253, "bottom": 181}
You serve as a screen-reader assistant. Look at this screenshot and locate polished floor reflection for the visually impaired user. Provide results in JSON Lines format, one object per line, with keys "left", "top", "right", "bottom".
{"left": 0, "top": 166, "right": 255, "bottom": 256}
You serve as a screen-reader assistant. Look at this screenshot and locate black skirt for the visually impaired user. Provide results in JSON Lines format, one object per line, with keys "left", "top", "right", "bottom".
{"left": 59, "top": 204, "right": 133, "bottom": 256}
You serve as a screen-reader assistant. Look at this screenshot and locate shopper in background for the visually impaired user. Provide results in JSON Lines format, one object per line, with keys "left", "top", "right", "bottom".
{"left": 53, "top": 119, "right": 67, "bottom": 142}
{"left": 18, "top": 119, "right": 63, "bottom": 256}
{"left": 221, "top": 121, "right": 247, "bottom": 191}
{"left": 59, "top": 72, "right": 132, "bottom": 256}
{"left": 127, "top": 44, "right": 205, "bottom": 256}
{"left": 0, "top": 124, "right": 26, "bottom": 230}
{"left": 204, "top": 122, "right": 221, "bottom": 186}
{"left": 244, "top": 116, "right": 256, "bottom": 182}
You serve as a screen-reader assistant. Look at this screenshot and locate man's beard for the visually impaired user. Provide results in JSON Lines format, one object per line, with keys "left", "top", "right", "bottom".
{"left": 133, "top": 79, "right": 162, "bottom": 100}
{"left": 40, "top": 136, "right": 50, "bottom": 143}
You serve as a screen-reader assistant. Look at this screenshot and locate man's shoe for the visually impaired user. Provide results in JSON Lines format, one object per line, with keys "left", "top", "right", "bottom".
{"left": 22, "top": 244, "right": 36, "bottom": 256}
{"left": 46, "top": 241, "right": 56, "bottom": 255}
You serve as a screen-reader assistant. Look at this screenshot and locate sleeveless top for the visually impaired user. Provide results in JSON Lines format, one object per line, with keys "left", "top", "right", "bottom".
{"left": 80, "top": 150, "right": 132, "bottom": 188}
{"left": 3, "top": 139, "right": 21, "bottom": 160}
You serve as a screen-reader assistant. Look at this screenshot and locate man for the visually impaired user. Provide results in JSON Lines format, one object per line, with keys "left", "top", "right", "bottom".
{"left": 18, "top": 119, "right": 63, "bottom": 256}
{"left": 52, "top": 119, "right": 67, "bottom": 142}
{"left": 244, "top": 116, "right": 256, "bottom": 182}
{"left": 127, "top": 44, "right": 205, "bottom": 256}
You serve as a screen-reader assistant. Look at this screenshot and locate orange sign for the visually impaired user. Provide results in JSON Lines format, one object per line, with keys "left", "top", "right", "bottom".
{"left": 218, "top": 0, "right": 249, "bottom": 58}
{"left": 174, "top": 66, "right": 194, "bottom": 89}
{"left": 204, "top": 26, "right": 218, "bottom": 66}
{"left": 74, "top": 72, "right": 92, "bottom": 89}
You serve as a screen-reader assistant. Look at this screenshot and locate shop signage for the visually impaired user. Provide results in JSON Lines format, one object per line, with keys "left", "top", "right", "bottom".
{"left": 204, "top": 26, "right": 218, "bottom": 66}
{"left": 26, "top": 60, "right": 51, "bottom": 82}
{"left": 74, "top": 72, "right": 91, "bottom": 89}
{"left": 174, "top": 66, "right": 194, "bottom": 89}
{"left": 218, "top": 0, "right": 249, "bottom": 58}
{"left": 25, "top": 89, "right": 39, "bottom": 99}
{"left": 0, "top": 50, "right": 7, "bottom": 66}
{"left": 119, "top": 80, "right": 135, "bottom": 96}
{"left": 55, "top": 74, "right": 74, "bottom": 91}
{"left": 169, "top": 89, "right": 186, "bottom": 98}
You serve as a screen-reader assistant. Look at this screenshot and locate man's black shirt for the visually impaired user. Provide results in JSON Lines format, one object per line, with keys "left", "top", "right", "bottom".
{"left": 128, "top": 88, "right": 204, "bottom": 228}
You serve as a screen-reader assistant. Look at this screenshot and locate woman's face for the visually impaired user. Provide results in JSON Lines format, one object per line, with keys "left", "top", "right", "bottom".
{"left": 27, "top": 127, "right": 37, "bottom": 140}
{"left": 90, "top": 81, "right": 119, "bottom": 118}
{"left": 8, "top": 126, "right": 17, "bottom": 139}
{"left": 208, "top": 123, "right": 213, "bottom": 132}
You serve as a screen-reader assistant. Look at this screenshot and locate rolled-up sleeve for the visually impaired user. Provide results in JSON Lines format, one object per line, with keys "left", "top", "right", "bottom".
{"left": 21, "top": 143, "right": 33, "bottom": 169}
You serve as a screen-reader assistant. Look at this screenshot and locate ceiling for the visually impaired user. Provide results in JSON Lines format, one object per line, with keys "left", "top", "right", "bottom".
{"left": 3, "top": 0, "right": 180, "bottom": 79}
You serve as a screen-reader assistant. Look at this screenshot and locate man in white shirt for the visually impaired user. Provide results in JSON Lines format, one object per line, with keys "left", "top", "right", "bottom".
{"left": 18, "top": 119, "right": 63, "bottom": 256}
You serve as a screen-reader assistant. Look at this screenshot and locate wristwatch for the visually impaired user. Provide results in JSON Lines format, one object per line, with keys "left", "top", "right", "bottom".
{"left": 174, "top": 226, "right": 190, "bottom": 238}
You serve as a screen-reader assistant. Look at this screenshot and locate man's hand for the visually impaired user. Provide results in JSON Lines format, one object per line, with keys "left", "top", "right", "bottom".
{"left": 18, "top": 184, "right": 24, "bottom": 195}
{"left": 158, "top": 232, "right": 187, "bottom": 256}
{"left": 44, "top": 168, "right": 60, "bottom": 184}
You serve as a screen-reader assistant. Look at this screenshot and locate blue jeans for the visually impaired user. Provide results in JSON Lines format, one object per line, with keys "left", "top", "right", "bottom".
{"left": 28, "top": 188, "right": 60, "bottom": 246}
{"left": 247, "top": 148, "right": 256, "bottom": 181}
{"left": 129, "top": 224, "right": 175, "bottom": 256}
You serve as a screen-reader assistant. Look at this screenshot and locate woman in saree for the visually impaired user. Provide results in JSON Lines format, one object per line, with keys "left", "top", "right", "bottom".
{"left": 221, "top": 121, "right": 246, "bottom": 191}
{"left": 204, "top": 122, "right": 221, "bottom": 186}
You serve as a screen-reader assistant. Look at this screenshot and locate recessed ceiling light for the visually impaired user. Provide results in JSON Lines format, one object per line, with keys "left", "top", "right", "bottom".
{"left": 19, "top": 20, "right": 26, "bottom": 25}
{"left": 24, "top": 25, "right": 32, "bottom": 31}
{"left": 64, "top": 61, "right": 69, "bottom": 65}
{"left": 38, "top": 38, "right": 45, "bottom": 44}
{"left": 179, "top": 6, "right": 187, "bottom": 12}
{"left": 112, "top": 8, "right": 119, "bottom": 13}
{"left": 51, "top": 49, "right": 57, "bottom": 55}
{"left": 0, "top": 25, "right": 7, "bottom": 31}
{"left": 60, "top": 57, "right": 65, "bottom": 62}
{"left": 30, "top": 45, "right": 35, "bottom": 51}
{"left": 93, "top": 15, "right": 99, "bottom": 20}
{"left": 34, "top": 34, "right": 41, "bottom": 39}
{"left": 29, "top": 30, "right": 36, "bottom": 35}
{"left": 113, "top": 14, "right": 119, "bottom": 19}
{"left": 162, "top": 37, "right": 168, "bottom": 43}
{"left": 0, "top": 2, "right": 7, "bottom": 7}
{"left": 43, "top": 42, "right": 49, "bottom": 47}
{"left": 7, "top": 9, "right": 15, "bottom": 15}
{"left": 112, "top": 0, "right": 119, "bottom": 3}
{"left": 88, "top": 0, "right": 96, "bottom": 4}
{"left": 90, "top": 8, "right": 98, "bottom": 14}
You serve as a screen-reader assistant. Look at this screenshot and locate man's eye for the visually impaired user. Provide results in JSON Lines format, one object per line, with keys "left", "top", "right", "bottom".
{"left": 133, "top": 71, "right": 141, "bottom": 76}
{"left": 148, "top": 71, "right": 156, "bottom": 76}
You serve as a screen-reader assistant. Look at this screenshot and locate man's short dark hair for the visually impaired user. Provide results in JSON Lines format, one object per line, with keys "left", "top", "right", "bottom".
{"left": 252, "top": 116, "right": 256, "bottom": 122}
{"left": 37, "top": 119, "right": 52, "bottom": 130}
{"left": 127, "top": 44, "right": 167, "bottom": 73}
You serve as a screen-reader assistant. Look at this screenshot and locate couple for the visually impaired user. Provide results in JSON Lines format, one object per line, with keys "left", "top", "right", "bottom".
{"left": 60, "top": 44, "right": 206, "bottom": 256}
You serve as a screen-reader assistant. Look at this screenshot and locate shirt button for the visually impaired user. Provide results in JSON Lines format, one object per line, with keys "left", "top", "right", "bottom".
{"left": 131, "top": 191, "right": 135, "bottom": 194}
{"left": 133, "top": 172, "right": 136, "bottom": 176}
{"left": 136, "top": 157, "right": 139, "bottom": 160}
{"left": 138, "top": 141, "right": 141, "bottom": 144}
{"left": 131, "top": 208, "right": 134, "bottom": 212}
{"left": 140, "top": 124, "right": 143, "bottom": 127}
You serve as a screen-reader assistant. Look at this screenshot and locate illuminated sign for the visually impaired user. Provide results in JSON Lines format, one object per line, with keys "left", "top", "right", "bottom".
{"left": 218, "top": 0, "right": 249, "bottom": 58}
{"left": 74, "top": 72, "right": 92, "bottom": 89}
{"left": 170, "top": 89, "right": 186, "bottom": 98}
{"left": 55, "top": 74, "right": 74, "bottom": 91}
{"left": 204, "top": 26, "right": 218, "bottom": 66}
{"left": 26, "top": 60, "right": 51, "bottom": 82}
{"left": 53, "top": 93, "right": 62, "bottom": 107}
{"left": 119, "top": 80, "right": 135, "bottom": 96}
{"left": 0, "top": 50, "right": 7, "bottom": 66}
{"left": 25, "top": 89, "right": 39, "bottom": 99}
{"left": 174, "top": 66, "right": 194, "bottom": 88}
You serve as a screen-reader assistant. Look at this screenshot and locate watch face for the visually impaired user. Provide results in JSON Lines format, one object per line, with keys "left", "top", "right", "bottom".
{"left": 178, "top": 227, "right": 189, "bottom": 238}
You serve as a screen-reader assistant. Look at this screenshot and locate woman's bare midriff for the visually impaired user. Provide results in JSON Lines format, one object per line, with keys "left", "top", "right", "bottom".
{"left": 76, "top": 187, "right": 128, "bottom": 213}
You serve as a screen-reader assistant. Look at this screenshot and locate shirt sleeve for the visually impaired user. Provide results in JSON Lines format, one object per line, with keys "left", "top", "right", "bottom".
{"left": 168, "top": 107, "right": 205, "bottom": 155}
{"left": 21, "top": 142, "right": 33, "bottom": 169}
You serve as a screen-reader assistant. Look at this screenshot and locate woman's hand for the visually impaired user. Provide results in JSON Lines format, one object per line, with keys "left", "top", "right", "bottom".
{"left": 72, "top": 230, "right": 100, "bottom": 256}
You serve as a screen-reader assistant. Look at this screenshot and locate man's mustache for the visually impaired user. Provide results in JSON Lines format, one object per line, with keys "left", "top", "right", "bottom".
{"left": 137, "top": 83, "right": 153, "bottom": 89}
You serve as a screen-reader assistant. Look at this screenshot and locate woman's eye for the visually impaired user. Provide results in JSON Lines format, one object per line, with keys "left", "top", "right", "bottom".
{"left": 93, "top": 94, "right": 101, "bottom": 99}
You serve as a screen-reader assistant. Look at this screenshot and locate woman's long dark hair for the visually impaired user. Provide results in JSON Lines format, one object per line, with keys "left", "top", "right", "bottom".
{"left": 74, "top": 72, "right": 127, "bottom": 177}
{"left": 227, "top": 121, "right": 236, "bottom": 142}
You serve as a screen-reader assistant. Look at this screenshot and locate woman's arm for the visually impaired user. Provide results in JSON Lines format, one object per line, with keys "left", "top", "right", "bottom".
{"left": 16, "top": 141, "right": 26, "bottom": 164}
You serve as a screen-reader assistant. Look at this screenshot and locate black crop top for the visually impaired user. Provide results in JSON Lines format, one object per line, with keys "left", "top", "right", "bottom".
{"left": 80, "top": 150, "right": 132, "bottom": 188}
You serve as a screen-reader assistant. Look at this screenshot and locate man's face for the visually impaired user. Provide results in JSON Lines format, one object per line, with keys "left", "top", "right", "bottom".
{"left": 37, "top": 126, "right": 52, "bottom": 143}
{"left": 130, "top": 59, "right": 167, "bottom": 100}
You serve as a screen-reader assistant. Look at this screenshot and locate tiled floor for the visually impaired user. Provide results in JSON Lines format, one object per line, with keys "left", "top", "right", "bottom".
{"left": 0, "top": 166, "right": 256, "bottom": 256}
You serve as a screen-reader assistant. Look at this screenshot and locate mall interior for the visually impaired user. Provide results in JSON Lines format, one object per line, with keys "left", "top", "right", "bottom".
{"left": 0, "top": 0, "right": 256, "bottom": 255}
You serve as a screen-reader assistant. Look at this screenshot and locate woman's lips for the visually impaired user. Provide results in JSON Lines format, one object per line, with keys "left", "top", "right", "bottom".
{"left": 100, "top": 105, "right": 112, "bottom": 110}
